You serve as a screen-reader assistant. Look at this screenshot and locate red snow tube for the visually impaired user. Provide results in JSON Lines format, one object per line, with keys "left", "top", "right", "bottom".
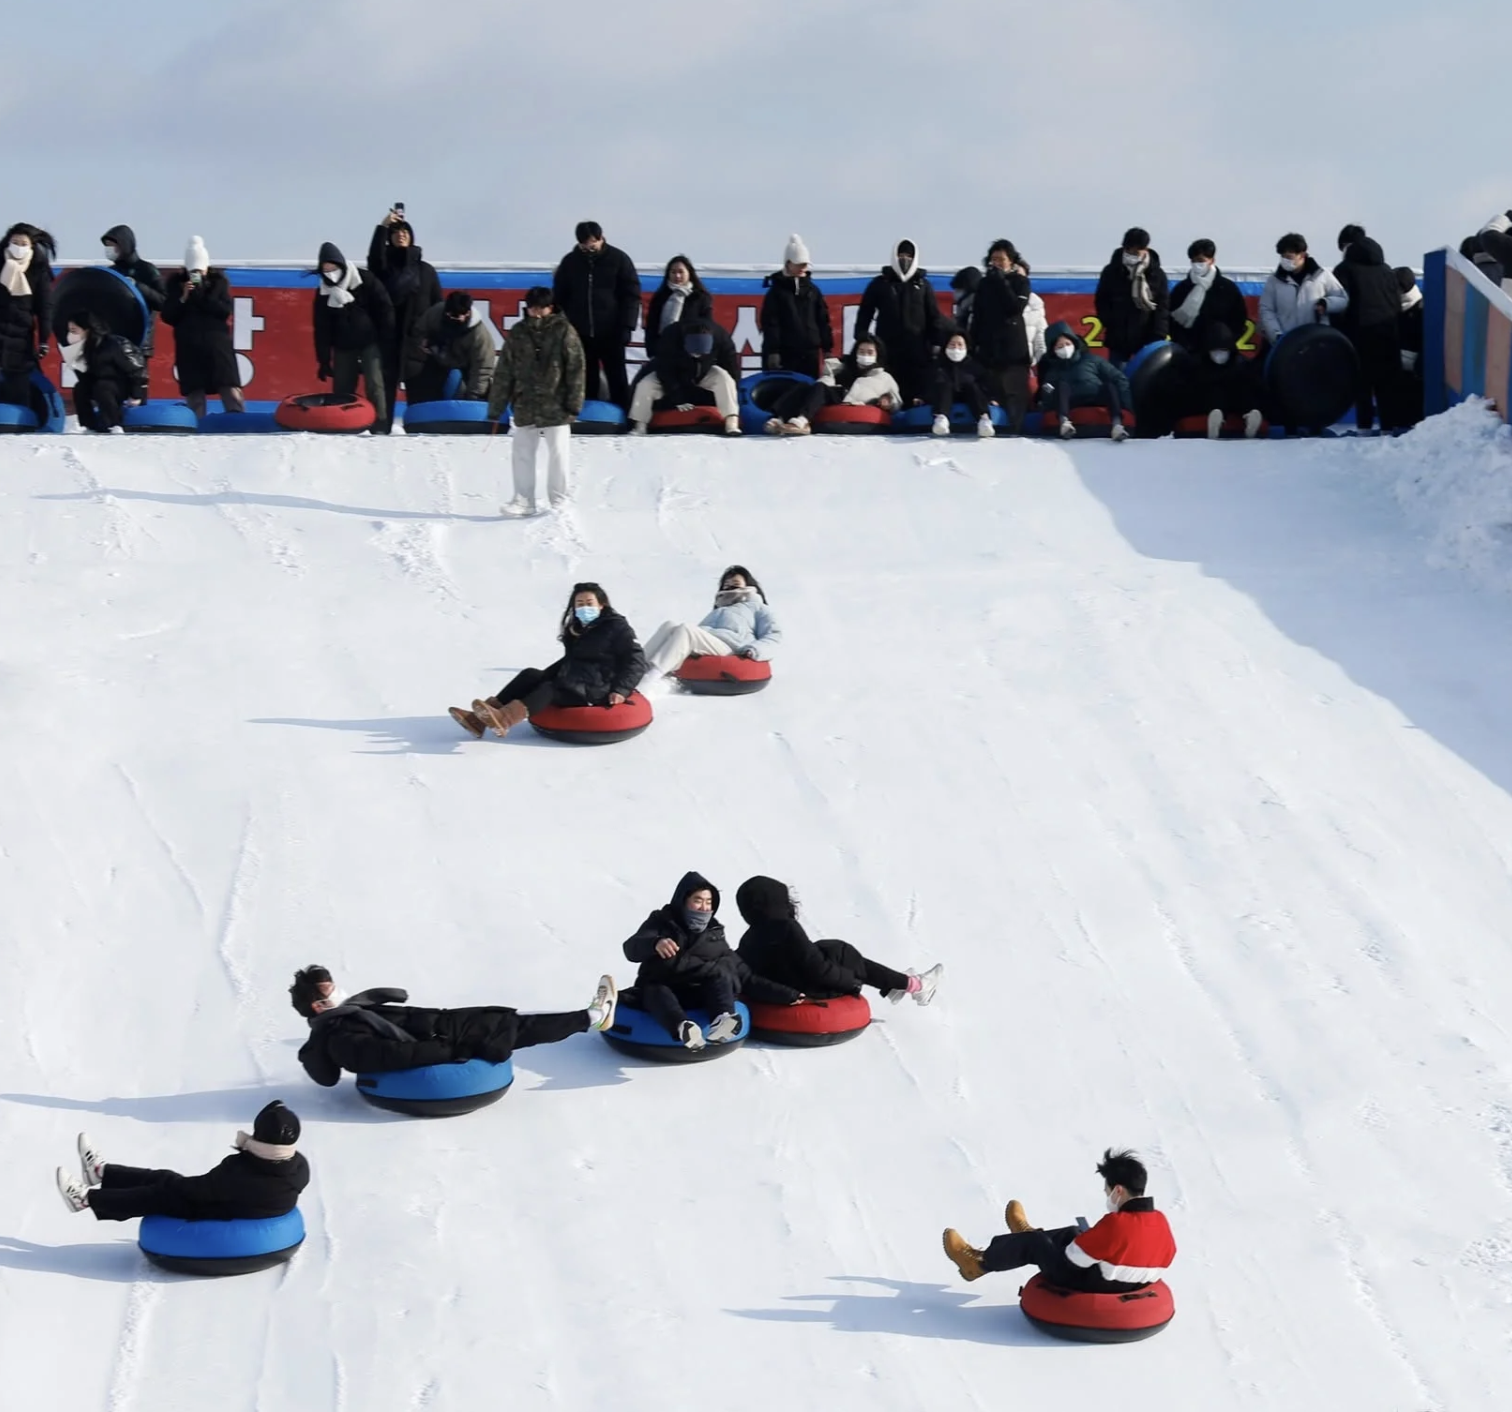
{"left": 1172, "top": 413, "right": 1269, "bottom": 439}
{"left": 673, "top": 654, "right": 772, "bottom": 696}
{"left": 748, "top": 994, "right": 871, "bottom": 1046}
{"left": 649, "top": 406, "right": 726, "bottom": 433}
{"left": 1040, "top": 406, "right": 1136, "bottom": 439}
{"left": 1018, "top": 1274, "right": 1174, "bottom": 1343}
{"left": 528, "top": 691, "right": 653, "bottom": 745}
{"left": 273, "top": 393, "right": 376, "bottom": 434}
{"left": 813, "top": 404, "right": 892, "bottom": 434}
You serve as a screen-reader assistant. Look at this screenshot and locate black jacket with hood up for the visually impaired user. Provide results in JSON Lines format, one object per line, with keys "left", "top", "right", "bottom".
{"left": 1334, "top": 237, "right": 1405, "bottom": 336}
{"left": 856, "top": 244, "right": 945, "bottom": 367}
{"left": 623, "top": 872, "right": 802, "bottom": 1004}
{"left": 366, "top": 223, "right": 443, "bottom": 346}
{"left": 735, "top": 875, "right": 873, "bottom": 999}
{"left": 312, "top": 241, "right": 395, "bottom": 365}
{"left": 101, "top": 225, "right": 165, "bottom": 354}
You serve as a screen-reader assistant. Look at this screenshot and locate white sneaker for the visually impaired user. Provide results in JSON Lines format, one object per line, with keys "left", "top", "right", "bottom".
{"left": 1243, "top": 409, "right": 1264, "bottom": 439}
{"left": 57, "top": 1168, "right": 90, "bottom": 1213}
{"left": 723, "top": 415, "right": 742, "bottom": 435}
{"left": 630, "top": 422, "right": 648, "bottom": 436}
{"left": 706, "top": 1011, "right": 742, "bottom": 1044}
{"left": 500, "top": 495, "right": 538, "bottom": 518}
{"left": 785, "top": 416, "right": 810, "bottom": 435}
{"left": 107, "top": 425, "right": 125, "bottom": 435}
{"left": 587, "top": 974, "right": 618, "bottom": 1031}
{"left": 78, "top": 1133, "right": 105, "bottom": 1187}
{"left": 1058, "top": 417, "right": 1077, "bottom": 439}
{"left": 1207, "top": 409, "right": 1225, "bottom": 440}
{"left": 763, "top": 418, "right": 783, "bottom": 436}
{"left": 678, "top": 1020, "right": 707, "bottom": 1051}
{"left": 911, "top": 963, "right": 944, "bottom": 1006}
{"left": 977, "top": 414, "right": 996, "bottom": 439}
{"left": 1110, "top": 423, "right": 1130, "bottom": 443}
{"left": 931, "top": 415, "right": 950, "bottom": 437}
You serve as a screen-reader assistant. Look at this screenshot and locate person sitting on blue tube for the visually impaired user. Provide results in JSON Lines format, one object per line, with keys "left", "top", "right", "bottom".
{"left": 622, "top": 871, "right": 802, "bottom": 1050}
{"left": 929, "top": 327, "right": 997, "bottom": 439}
{"left": 289, "top": 966, "right": 618, "bottom": 1085}
{"left": 57, "top": 1101, "right": 308, "bottom": 1221}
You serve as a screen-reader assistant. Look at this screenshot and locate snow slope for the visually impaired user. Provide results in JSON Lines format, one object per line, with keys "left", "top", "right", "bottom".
{"left": 3, "top": 421, "right": 1512, "bottom": 1411}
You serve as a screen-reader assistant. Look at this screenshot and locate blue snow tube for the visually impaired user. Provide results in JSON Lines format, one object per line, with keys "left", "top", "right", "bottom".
{"left": 0, "top": 371, "right": 66, "bottom": 433}
{"left": 355, "top": 1058, "right": 514, "bottom": 1117}
{"left": 600, "top": 999, "right": 750, "bottom": 1064}
{"left": 51, "top": 267, "right": 150, "bottom": 348}
{"left": 199, "top": 410, "right": 283, "bottom": 434}
{"left": 0, "top": 403, "right": 40, "bottom": 432}
{"left": 138, "top": 1208, "right": 305, "bottom": 1277}
{"left": 123, "top": 403, "right": 199, "bottom": 434}
{"left": 739, "top": 371, "right": 814, "bottom": 434}
{"left": 404, "top": 400, "right": 494, "bottom": 434}
{"left": 573, "top": 399, "right": 627, "bottom": 435}
{"left": 892, "top": 403, "right": 1009, "bottom": 434}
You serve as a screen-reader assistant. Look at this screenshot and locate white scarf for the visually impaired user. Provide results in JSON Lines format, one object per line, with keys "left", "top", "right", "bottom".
{"left": 714, "top": 586, "right": 759, "bottom": 608}
{"left": 61, "top": 336, "right": 89, "bottom": 374}
{"left": 1172, "top": 263, "right": 1216, "bottom": 328}
{"left": 1, "top": 245, "right": 31, "bottom": 297}
{"left": 1126, "top": 253, "right": 1156, "bottom": 313}
{"left": 1400, "top": 284, "right": 1423, "bottom": 312}
{"left": 322, "top": 263, "right": 361, "bottom": 309}
{"left": 235, "top": 1130, "right": 298, "bottom": 1162}
{"left": 660, "top": 285, "right": 690, "bottom": 331}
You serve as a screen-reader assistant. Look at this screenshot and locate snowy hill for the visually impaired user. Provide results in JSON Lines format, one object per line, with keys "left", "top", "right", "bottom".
{"left": 3, "top": 416, "right": 1512, "bottom": 1411}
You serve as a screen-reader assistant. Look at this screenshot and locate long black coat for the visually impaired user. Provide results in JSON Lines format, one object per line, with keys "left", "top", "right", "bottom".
{"left": 162, "top": 270, "right": 240, "bottom": 388}
{"left": 1094, "top": 249, "right": 1170, "bottom": 360}
{"left": 856, "top": 267, "right": 945, "bottom": 368}
{"left": 1166, "top": 270, "right": 1250, "bottom": 354}
{"left": 547, "top": 608, "right": 647, "bottom": 706}
{"left": 623, "top": 871, "right": 801, "bottom": 1004}
{"left": 312, "top": 243, "right": 394, "bottom": 363}
{"left": 0, "top": 255, "right": 52, "bottom": 374}
{"left": 298, "top": 987, "right": 529, "bottom": 1085}
{"left": 135, "top": 1150, "right": 310, "bottom": 1221}
{"left": 553, "top": 244, "right": 643, "bottom": 343}
{"left": 101, "top": 225, "right": 165, "bottom": 355}
{"left": 969, "top": 266, "right": 1032, "bottom": 367}
{"left": 760, "top": 272, "right": 833, "bottom": 373}
{"left": 365, "top": 227, "right": 443, "bottom": 347}
{"left": 1334, "top": 238, "right": 1404, "bottom": 336}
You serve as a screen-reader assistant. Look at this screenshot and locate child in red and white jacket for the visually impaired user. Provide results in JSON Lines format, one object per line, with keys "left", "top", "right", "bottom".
{"left": 942, "top": 1148, "right": 1176, "bottom": 1291}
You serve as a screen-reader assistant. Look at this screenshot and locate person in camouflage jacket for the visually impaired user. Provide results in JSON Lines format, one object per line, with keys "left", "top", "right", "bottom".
{"left": 488, "top": 287, "right": 587, "bottom": 515}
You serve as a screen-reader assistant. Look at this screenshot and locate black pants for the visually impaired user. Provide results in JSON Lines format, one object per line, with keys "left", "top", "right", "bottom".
{"left": 379, "top": 339, "right": 403, "bottom": 433}
{"left": 88, "top": 1165, "right": 204, "bottom": 1222}
{"left": 75, "top": 376, "right": 128, "bottom": 431}
{"left": 981, "top": 363, "right": 1031, "bottom": 432}
{"left": 1051, "top": 381, "right": 1125, "bottom": 423}
{"left": 892, "top": 353, "right": 935, "bottom": 408}
{"left": 581, "top": 332, "right": 630, "bottom": 408}
{"left": 817, "top": 938, "right": 909, "bottom": 995}
{"left": 493, "top": 665, "right": 567, "bottom": 716}
{"left": 980, "top": 1224, "right": 1129, "bottom": 1293}
{"left": 933, "top": 371, "right": 990, "bottom": 419}
{"left": 437, "top": 1006, "right": 589, "bottom": 1058}
{"left": 769, "top": 380, "right": 838, "bottom": 424}
{"left": 0, "top": 369, "right": 33, "bottom": 408}
{"left": 640, "top": 974, "right": 738, "bottom": 1038}
{"left": 1351, "top": 326, "right": 1403, "bottom": 432}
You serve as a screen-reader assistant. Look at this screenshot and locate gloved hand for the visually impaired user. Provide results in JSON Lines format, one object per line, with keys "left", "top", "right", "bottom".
{"left": 765, "top": 353, "right": 782, "bottom": 370}
{"left": 675, "top": 402, "right": 695, "bottom": 412}
{"left": 317, "top": 362, "right": 332, "bottom": 382}
{"left": 1401, "top": 349, "right": 1419, "bottom": 371}
{"left": 737, "top": 647, "right": 758, "bottom": 659}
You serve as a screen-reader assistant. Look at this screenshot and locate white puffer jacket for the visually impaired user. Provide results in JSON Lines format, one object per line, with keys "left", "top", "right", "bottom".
{"left": 1259, "top": 259, "right": 1349, "bottom": 342}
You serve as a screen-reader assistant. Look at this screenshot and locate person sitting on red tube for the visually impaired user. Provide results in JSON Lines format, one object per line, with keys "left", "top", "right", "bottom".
{"left": 943, "top": 1148, "right": 1176, "bottom": 1289}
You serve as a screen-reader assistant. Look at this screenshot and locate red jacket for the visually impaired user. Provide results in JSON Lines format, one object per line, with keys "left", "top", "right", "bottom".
{"left": 1066, "top": 1197, "right": 1176, "bottom": 1286}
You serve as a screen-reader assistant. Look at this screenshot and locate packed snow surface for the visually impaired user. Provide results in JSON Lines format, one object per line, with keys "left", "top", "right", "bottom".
{"left": 3, "top": 416, "right": 1512, "bottom": 1411}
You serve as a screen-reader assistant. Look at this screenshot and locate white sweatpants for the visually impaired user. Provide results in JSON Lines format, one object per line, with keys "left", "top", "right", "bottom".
{"left": 644, "top": 621, "right": 737, "bottom": 675}
{"left": 628, "top": 367, "right": 740, "bottom": 425}
{"left": 511, "top": 424, "right": 572, "bottom": 505}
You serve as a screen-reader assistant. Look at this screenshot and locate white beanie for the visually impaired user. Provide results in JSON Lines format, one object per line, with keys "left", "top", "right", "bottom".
{"left": 784, "top": 233, "right": 811, "bottom": 267}
{"left": 185, "top": 236, "right": 210, "bottom": 273}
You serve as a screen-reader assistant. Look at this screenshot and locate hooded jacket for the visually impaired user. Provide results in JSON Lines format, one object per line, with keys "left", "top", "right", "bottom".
{"left": 404, "top": 302, "right": 496, "bottom": 398}
{"left": 552, "top": 242, "right": 643, "bottom": 344}
{"left": 101, "top": 225, "right": 165, "bottom": 354}
{"left": 487, "top": 310, "right": 586, "bottom": 426}
{"left": 623, "top": 872, "right": 801, "bottom": 1004}
{"left": 311, "top": 242, "right": 395, "bottom": 363}
{"left": 969, "top": 264, "right": 1033, "bottom": 367}
{"left": 856, "top": 243, "right": 945, "bottom": 365}
{"left": 1093, "top": 247, "right": 1170, "bottom": 359}
{"left": 1034, "top": 321, "right": 1130, "bottom": 406}
{"left": 546, "top": 608, "right": 647, "bottom": 705}
{"left": 0, "top": 245, "right": 52, "bottom": 374}
{"left": 366, "top": 223, "right": 444, "bottom": 344}
{"left": 1258, "top": 256, "right": 1348, "bottom": 343}
{"left": 734, "top": 875, "right": 871, "bottom": 999}
{"left": 697, "top": 583, "right": 781, "bottom": 660}
{"left": 1166, "top": 265, "right": 1249, "bottom": 354}
{"left": 1333, "top": 238, "right": 1404, "bottom": 336}
{"left": 759, "top": 270, "right": 833, "bottom": 372}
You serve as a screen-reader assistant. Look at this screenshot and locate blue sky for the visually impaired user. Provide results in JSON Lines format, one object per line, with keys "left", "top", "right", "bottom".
{"left": 9, "top": 0, "right": 1505, "bottom": 273}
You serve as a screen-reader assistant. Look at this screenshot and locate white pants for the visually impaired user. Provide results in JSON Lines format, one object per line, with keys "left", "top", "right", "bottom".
{"left": 511, "top": 424, "right": 572, "bottom": 505}
{"left": 644, "top": 621, "right": 736, "bottom": 675}
{"left": 628, "top": 368, "right": 739, "bottom": 425}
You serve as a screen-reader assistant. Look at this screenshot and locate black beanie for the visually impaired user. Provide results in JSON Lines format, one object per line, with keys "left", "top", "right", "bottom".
{"left": 1395, "top": 266, "right": 1418, "bottom": 294}
{"left": 252, "top": 1100, "right": 300, "bottom": 1146}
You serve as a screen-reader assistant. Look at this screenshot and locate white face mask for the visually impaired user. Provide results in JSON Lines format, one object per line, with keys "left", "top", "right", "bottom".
{"left": 1055, "top": 344, "right": 1075, "bottom": 360}
{"left": 1106, "top": 1188, "right": 1121, "bottom": 1213}
{"left": 323, "top": 269, "right": 342, "bottom": 283}
{"left": 1280, "top": 256, "right": 1301, "bottom": 273}
{"left": 1123, "top": 252, "right": 1144, "bottom": 269}
{"left": 1190, "top": 262, "right": 1211, "bottom": 280}
{"left": 67, "top": 329, "right": 86, "bottom": 345}
{"left": 945, "top": 346, "right": 967, "bottom": 363}
{"left": 855, "top": 353, "right": 876, "bottom": 368}
{"left": 103, "top": 244, "right": 119, "bottom": 260}
{"left": 6, "top": 243, "right": 29, "bottom": 263}
{"left": 1210, "top": 350, "right": 1231, "bottom": 365}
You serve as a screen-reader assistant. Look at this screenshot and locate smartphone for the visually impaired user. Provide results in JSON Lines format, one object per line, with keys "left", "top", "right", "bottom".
{"left": 394, "top": 202, "right": 405, "bottom": 218}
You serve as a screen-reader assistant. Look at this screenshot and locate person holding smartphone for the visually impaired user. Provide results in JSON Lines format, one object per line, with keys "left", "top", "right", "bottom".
{"left": 163, "top": 236, "right": 244, "bottom": 417}
{"left": 366, "top": 204, "right": 441, "bottom": 433}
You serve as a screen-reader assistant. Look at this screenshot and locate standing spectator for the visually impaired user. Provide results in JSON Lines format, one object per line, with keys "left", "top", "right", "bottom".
{"left": 645, "top": 256, "right": 713, "bottom": 343}
{"left": 949, "top": 266, "right": 981, "bottom": 330}
{"left": 100, "top": 225, "right": 166, "bottom": 360}
{"left": 1020, "top": 260, "right": 1049, "bottom": 363}
{"left": 1473, "top": 211, "right": 1512, "bottom": 293}
{"left": 1460, "top": 233, "right": 1504, "bottom": 290}
{"left": 929, "top": 329, "right": 995, "bottom": 438}
{"left": 1035, "top": 321, "right": 1131, "bottom": 441}
{"left": 312, "top": 241, "right": 394, "bottom": 432}
{"left": 968, "top": 239, "right": 1033, "bottom": 431}
{"left": 552, "top": 221, "right": 641, "bottom": 409}
{"left": 1390, "top": 267, "right": 1424, "bottom": 430}
{"left": 0, "top": 223, "right": 54, "bottom": 413}
{"left": 855, "top": 239, "right": 945, "bottom": 405}
{"left": 629, "top": 318, "right": 741, "bottom": 435}
{"left": 1333, "top": 228, "right": 1404, "bottom": 432}
{"left": 403, "top": 291, "right": 495, "bottom": 404}
{"left": 1258, "top": 234, "right": 1348, "bottom": 347}
{"left": 486, "top": 287, "right": 585, "bottom": 517}
{"left": 61, "top": 313, "right": 147, "bottom": 433}
{"left": 760, "top": 235, "right": 833, "bottom": 377}
{"left": 366, "top": 209, "right": 442, "bottom": 432}
{"left": 163, "top": 237, "right": 244, "bottom": 418}
{"left": 1167, "top": 239, "right": 1250, "bottom": 354}
{"left": 1094, "top": 226, "right": 1169, "bottom": 366}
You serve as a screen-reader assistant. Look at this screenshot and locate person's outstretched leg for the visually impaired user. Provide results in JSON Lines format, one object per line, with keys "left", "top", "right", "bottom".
{"left": 513, "top": 1010, "right": 592, "bottom": 1047}
{"left": 85, "top": 1168, "right": 195, "bottom": 1222}
{"left": 943, "top": 1222, "right": 1079, "bottom": 1281}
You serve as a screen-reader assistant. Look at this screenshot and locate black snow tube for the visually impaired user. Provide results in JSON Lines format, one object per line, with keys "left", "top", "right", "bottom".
{"left": 51, "top": 267, "right": 149, "bottom": 347}
{"left": 1265, "top": 324, "right": 1360, "bottom": 430}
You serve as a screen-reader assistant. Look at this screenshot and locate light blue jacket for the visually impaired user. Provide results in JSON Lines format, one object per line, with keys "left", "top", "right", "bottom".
{"left": 699, "top": 593, "right": 782, "bottom": 660}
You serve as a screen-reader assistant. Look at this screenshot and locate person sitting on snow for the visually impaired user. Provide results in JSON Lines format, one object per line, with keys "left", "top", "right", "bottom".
{"left": 57, "top": 1102, "right": 309, "bottom": 1221}
{"left": 734, "top": 875, "right": 942, "bottom": 1005}
{"left": 1167, "top": 321, "right": 1265, "bottom": 439}
{"left": 930, "top": 328, "right": 996, "bottom": 438}
{"left": 289, "top": 966, "right": 618, "bottom": 1085}
{"left": 62, "top": 312, "right": 147, "bottom": 434}
{"left": 641, "top": 565, "right": 781, "bottom": 684}
{"left": 622, "top": 871, "right": 802, "bottom": 1050}
{"left": 942, "top": 1148, "right": 1176, "bottom": 1289}
{"left": 761, "top": 333, "right": 900, "bottom": 435}
{"left": 1035, "top": 321, "right": 1131, "bottom": 441}
{"left": 629, "top": 317, "right": 742, "bottom": 436}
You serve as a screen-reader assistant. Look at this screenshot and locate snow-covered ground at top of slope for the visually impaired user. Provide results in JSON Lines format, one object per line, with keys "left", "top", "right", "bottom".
{"left": 2, "top": 426, "right": 1512, "bottom": 1412}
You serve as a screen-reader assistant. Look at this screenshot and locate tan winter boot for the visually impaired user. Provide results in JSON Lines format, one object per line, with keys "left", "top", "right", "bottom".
{"left": 942, "top": 1228, "right": 985, "bottom": 1281}
{"left": 479, "top": 698, "right": 529, "bottom": 738}
{"left": 449, "top": 706, "right": 485, "bottom": 739}
{"left": 1005, "top": 1200, "right": 1037, "bottom": 1233}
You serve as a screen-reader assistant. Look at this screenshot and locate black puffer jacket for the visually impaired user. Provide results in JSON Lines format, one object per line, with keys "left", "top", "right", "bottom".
{"left": 162, "top": 270, "right": 234, "bottom": 353}
{"left": 1334, "top": 238, "right": 1404, "bottom": 335}
{"left": 623, "top": 871, "right": 801, "bottom": 1004}
{"left": 548, "top": 608, "right": 647, "bottom": 706}
{"left": 644, "top": 317, "right": 740, "bottom": 401}
{"left": 365, "top": 224, "right": 443, "bottom": 345}
{"left": 969, "top": 265, "right": 1032, "bottom": 367}
{"left": 312, "top": 242, "right": 394, "bottom": 362}
{"left": 134, "top": 1150, "right": 310, "bottom": 1221}
{"left": 553, "top": 243, "right": 643, "bottom": 343}
{"left": 1093, "top": 248, "right": 1170, "bottom": 360}
{"left": 101, "top": 225, "right": 165, "bottom": 354}
{"left": 856, "top": 256, "right": 945, "bottom": 365}
{"left": 1166, "top": 268, "right": 1250, "bottom": 354}
{"left": 75, "top": 331, "right": 148, "bottom": 397}
{"left": 735, "top": 875, "right": 871, "bottom": 999}
{"left": 760, "top": 271, "right": 833, "bottom": 373}
{"left": 0, "top": 254, "right": 52, "bottom": 373}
